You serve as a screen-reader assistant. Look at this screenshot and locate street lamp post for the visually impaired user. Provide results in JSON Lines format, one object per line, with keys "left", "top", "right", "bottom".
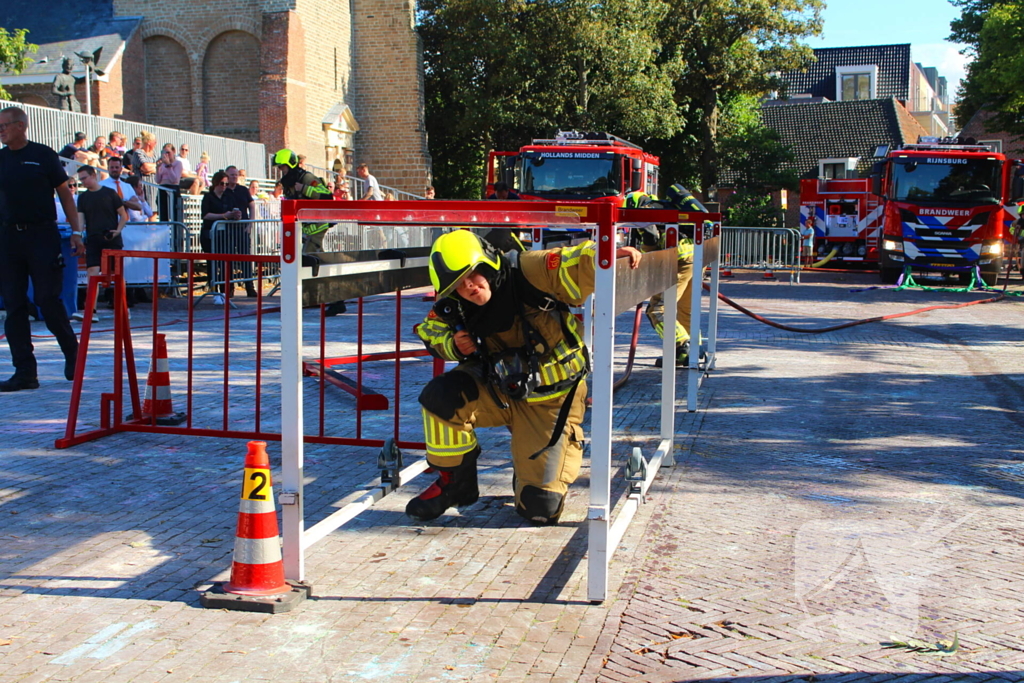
{"left": 75, "top": 48, "right": 104, "bottom": 117}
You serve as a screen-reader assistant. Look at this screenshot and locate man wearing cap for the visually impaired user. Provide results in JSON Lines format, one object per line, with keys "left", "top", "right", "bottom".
{"left": 406, "top": 230, "right": 641, "bottom": 524}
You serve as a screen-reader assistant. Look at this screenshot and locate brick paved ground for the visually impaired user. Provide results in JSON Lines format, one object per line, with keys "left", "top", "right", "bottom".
{"left": 1, "top": 270, "right": 1023, "bottom": 682}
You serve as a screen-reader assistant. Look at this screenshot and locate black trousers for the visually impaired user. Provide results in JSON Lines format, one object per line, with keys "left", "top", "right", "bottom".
{"left": 0, "top": 225, "right": 78, "bottom": 379}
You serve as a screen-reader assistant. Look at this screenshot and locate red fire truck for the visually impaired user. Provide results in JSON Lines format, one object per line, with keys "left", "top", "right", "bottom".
{"left": 801, "top": 138, "right": 1023, "bottom": 284}
{"left": 485, "top": 130, "right": 660, "bottom": 202}
{"left": 800, "top": 177, "right": 883, "bottom": 266}
{"left": 873, "top": 138, "right": 1022, "bottom": 284}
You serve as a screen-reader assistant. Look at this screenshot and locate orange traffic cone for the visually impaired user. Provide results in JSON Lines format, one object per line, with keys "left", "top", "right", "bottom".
{"left": 201, "top": 441, "right": 309, "bottom": 613}
{"left": 721, "top": 267, "right": 734, "bottom": 278}
{"left": 763, "top": 269, "right": 776, "bottom": 280}
{"left": 131, "top": 333, "right": 186, "bottom": 425}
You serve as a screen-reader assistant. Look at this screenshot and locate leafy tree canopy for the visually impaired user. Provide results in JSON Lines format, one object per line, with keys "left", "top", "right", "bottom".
{"left": 950, "top": 0, "right": 1024, "bottom": 136}
{"left": 0, "top": 27, "right": 36, "bottom": 101}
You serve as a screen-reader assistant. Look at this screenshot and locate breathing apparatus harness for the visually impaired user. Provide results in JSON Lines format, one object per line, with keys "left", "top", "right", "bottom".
{"left": 433, "top": 251, "right": 588, "bottom": 407}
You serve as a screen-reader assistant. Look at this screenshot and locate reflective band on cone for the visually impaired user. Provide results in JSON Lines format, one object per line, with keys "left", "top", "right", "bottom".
{"left": 135, "top": 333, "right": 187, "bottom": 425}
{"left": 224, "top": 441, "right": 291, "bottom": 596}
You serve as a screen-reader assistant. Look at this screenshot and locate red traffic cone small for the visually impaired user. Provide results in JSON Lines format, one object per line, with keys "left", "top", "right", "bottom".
{"left": 763, "top": 269, "right": 776, "bottom": 280}
{"left": 201, "top": 441, "right": 309, "bottom": 613}
{"left": 721, "top": 267, "right": 734, "bottom": 278}
{"left": 132, "top": 333, "right": 186, "bottom": 425}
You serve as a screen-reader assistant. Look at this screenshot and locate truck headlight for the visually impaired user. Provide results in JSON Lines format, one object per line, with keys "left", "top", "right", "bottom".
{"left": 882, "top": 240, "right": 903, "bottom": 253}
{"left": 981, "top": 242, "right": 1003, "bottom": 256}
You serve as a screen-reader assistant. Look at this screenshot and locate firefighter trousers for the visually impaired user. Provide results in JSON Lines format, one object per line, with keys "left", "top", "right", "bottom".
{"left": 419, "top": 366, "right": 588, "bottom": 513}
{"left": 646, "top": 257, "right": 693, "bottom": 344}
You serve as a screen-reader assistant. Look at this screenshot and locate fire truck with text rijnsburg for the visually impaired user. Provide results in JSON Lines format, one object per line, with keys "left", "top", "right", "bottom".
{"left": 800, "top": 136, "right": 1023, "bottom": 284}
{"left": 486, "top": 130, "right": 660, "bottom": 204}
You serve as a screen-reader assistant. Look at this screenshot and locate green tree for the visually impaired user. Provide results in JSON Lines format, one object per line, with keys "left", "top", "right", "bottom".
{"left": 950, "top": 0, "right": 1024, "bottom": 136}
{"left": 0, "top": 27, "right": 36, "bottom": 101}
{"left": 655, "top": 0, "right": 823, "bottom": 195}
{"left": 717, "top": 94, "right": 798, "bottom": 193}
{"left": 725, "top": 191, "right": 783, "bottom": 227}
{"left": 420, "top": 0, "right": 681, "bottom": 198}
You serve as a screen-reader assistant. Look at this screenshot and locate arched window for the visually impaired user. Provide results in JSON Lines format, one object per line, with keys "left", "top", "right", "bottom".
{"left": 144, "top": 36, "right": 192, "bottom": 129}
{"left": 203, "top": 31, "right": 261, "bottom": 141}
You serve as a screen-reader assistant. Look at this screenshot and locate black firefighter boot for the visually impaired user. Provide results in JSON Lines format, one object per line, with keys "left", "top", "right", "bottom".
{"left": 405, "top": 447, "right": 480, "bottom": 521}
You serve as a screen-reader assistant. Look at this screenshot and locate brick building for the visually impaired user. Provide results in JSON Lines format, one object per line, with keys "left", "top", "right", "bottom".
{"left": 0, "top": 0, "right": 431, "bottom": 191}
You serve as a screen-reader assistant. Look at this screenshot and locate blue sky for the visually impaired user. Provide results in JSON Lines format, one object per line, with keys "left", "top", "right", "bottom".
{"left": 806, "top": 0, "right": 970, "bottom": 97}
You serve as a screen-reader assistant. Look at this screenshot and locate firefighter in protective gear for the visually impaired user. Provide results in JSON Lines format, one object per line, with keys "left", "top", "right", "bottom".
{"left": 407, "top": 230, "right": 642, "bottom": 524}
{"left": 629, "top": 184, "right": 701, "bottom": 368}
{"left": 274, "top": 149, "right": 347, "bottom": 314}
{"left": 273, "top": 148, "right": 334, "bottom": 244}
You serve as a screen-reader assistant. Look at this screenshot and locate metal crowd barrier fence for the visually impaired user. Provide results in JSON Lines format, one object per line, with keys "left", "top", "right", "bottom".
{"left": 4, "top": 97, "right": 267, "bottom": 176}
{"left": 720, "top": 226, "right": 802, "bottom": 283}
{"left": 199, "top": 220, "right": 283, "bottom": 303}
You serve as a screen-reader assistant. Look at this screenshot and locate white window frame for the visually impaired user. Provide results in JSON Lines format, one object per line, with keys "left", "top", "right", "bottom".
{"left": 819, "top": 157, "right": 860, "bottom": 179}
{"left": 836, "top": 64, "right": 878, "bottom": 101}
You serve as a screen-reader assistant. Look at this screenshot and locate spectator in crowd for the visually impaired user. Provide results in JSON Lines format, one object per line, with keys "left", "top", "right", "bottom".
{"left": 357, "top": 163, "right": 382, "bottom": 200}
{"left": 195, "top": 152, "right": 211, "bottom": 189}
{"left": 178, "top": 144, "right": 196, "bottom": 179}
{"left": 237, "top": 168, "right": 248, "bottom": 187}
{"left": 125, "top": 176, "right": 154, "bottom": 223}
{"left": 488, "top": 181, "right": 520, "bottom": 200}
{"left": 0, "top": 106, "right": 82, "bottom": 391}
{"left": 200, "top": 170, "right": 239, "bottom": 302}
{"left": 100, "top": 156, "right": 141, "bottom": 214}
{"left": 155, "top": 143, "right": 183, "bottom": 222}
{"left": 55, "top": 176, "right": 79, "bottom": 225}
{"left": 333, "top": 178, "right": 349, "bottom": 201}
{"left": 385, "top": 190, "right": 397, "bottom": 201}
{"left": 107, "top": 131, "right": 126, "bottom": 157}
{"left": 223, "top": 165, "right": 257, "bottom": 297}
{"left": 123, "top": 136, "right": 144, "bottom": 175}
{"left": 296, "top": 155, "right": 306, "bottom": 169}
{"left": 59, "top": 132, "right": 87, "bottom": 160}
{"left": 271, "top": 181, "right": 283, "bottom": 199}
{"left": 424, "top": 185, "right": 436, "bottom": 199}
{"left": 91, "top": 136, "right": 109, "bottom": 169}
{"left": 76, "top": 164, "right": 128, "bottom": 320}
{"left": 249, "top": 179, "right": 268, "bottom": 200}
{"left": 135, "top": 132, "right": 159, "bottom": 207}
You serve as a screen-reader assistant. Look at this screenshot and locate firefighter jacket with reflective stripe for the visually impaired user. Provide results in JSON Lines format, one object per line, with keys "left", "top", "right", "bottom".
{"left": 416, "top": 242, "right": 597, "bottom": 403}
{"left": 281, "top": 168, "right": 333, "bottom": 235}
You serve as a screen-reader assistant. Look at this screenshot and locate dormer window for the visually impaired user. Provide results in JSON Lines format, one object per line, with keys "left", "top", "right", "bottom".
{"left": 835, "top": 65, "right": 878, "bottom": 101}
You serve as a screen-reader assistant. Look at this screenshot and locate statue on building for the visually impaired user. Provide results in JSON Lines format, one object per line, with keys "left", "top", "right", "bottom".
{"left": 51, "top": 57, "right": 81, "bottom": 112}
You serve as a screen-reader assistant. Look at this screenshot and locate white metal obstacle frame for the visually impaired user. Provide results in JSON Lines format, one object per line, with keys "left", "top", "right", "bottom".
{"left": 277, "top": 200, "right": 720, "bottom": 603}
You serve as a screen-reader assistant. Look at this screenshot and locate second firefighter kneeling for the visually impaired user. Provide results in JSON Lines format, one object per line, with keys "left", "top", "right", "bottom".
{"left": 408, "top": 230, "right": 641, "bottom": 524}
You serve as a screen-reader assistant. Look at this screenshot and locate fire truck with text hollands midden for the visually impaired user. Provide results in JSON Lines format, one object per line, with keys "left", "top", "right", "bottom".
{"left": 800, "top": 137, "right": 1023, "bottom": 284}
{"left": 486, "top": 131, "right": 660, "bottom": 204}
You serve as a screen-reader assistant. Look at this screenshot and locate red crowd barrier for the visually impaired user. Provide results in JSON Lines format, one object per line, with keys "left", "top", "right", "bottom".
{"left": 56, "top": 249, "right": 435, "bottom": 451}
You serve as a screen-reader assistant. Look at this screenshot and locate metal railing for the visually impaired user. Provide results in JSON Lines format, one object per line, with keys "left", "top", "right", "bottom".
{"left": 3, "top": 98, "right": 266, "bottom": 176}
{"left": 720, "top": 226, "right": 802, "bottom": 283}
{"left": 318, "top": 221, "right": 435, "bottom": 252}
{"left": 202, "top": 220, "right": 283, "bottom": 301}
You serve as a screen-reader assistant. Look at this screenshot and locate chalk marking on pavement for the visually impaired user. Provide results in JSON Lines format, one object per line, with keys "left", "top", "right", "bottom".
{"left": 50, "top": 620, "right": 157, "bottom": 665}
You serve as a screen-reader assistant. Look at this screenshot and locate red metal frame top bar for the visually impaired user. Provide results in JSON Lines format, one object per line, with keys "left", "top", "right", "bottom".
{"left": 615, "top": 209, "right": 723, "bottom": 224}
{"left": 290, "top": 199, "right": 590, "bottom": 228}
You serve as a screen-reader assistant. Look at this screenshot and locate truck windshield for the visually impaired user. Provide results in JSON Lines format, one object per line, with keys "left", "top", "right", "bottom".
{"left": 519, "top": 153, "right": 618, "bottom": 197}
{"left": 891, "top": 158, "right": 1002, "bottom": 205}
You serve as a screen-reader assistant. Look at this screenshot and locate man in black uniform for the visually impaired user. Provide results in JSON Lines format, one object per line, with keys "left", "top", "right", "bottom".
{"left": 0, "top": 107, "right": 84, "bottom": 391}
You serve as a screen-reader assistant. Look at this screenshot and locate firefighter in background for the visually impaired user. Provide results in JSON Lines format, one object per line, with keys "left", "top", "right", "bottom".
{"left": 408, "top": 230, "right": 642, "bottom": 523}
{"left": 273, "top": 148, "right": 347, "bottom": 315}
{"left": 624, "top": 183, "right": 703, "bottom": 367}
